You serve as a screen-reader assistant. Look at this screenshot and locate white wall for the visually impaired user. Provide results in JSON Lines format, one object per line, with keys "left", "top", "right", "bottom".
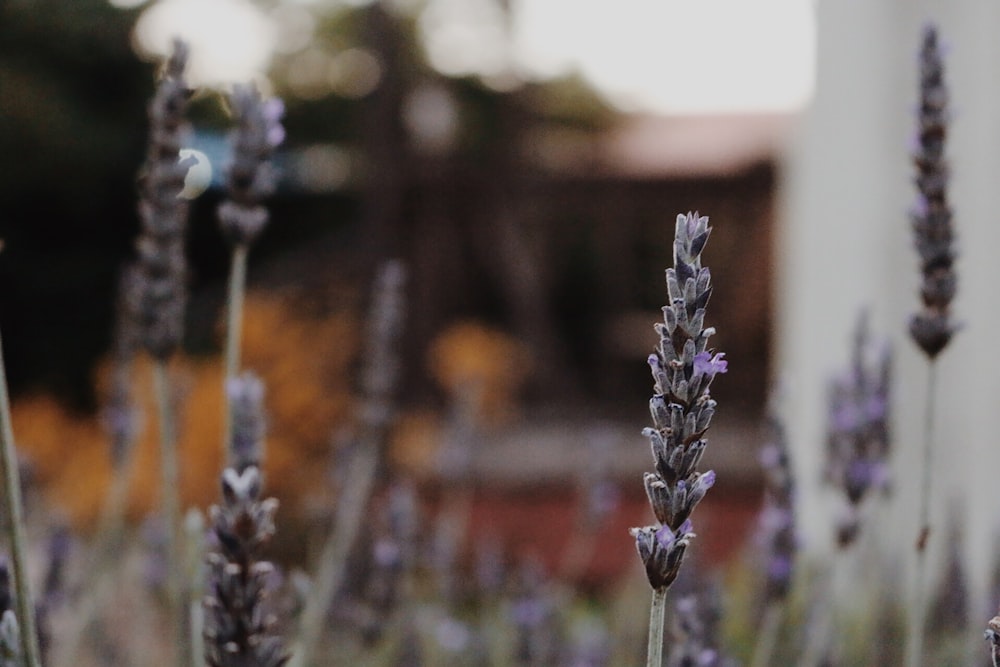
{"left": 777, "top": 0, "right": 1000, "bottom": 632}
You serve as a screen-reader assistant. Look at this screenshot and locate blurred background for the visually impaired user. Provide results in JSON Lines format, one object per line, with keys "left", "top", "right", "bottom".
{"left": 13, "top": 2, "right": 1000, "bottom": 662}
{"left": 0, "top": 0, "right": 813, "bottom": 584}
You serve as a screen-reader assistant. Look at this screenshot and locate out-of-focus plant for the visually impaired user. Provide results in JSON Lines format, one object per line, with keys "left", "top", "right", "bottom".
{"left": 291, "top": 260, "right": 406, "bottom": 667}
{"left": 217, "top": 83, "right": 285, "bottom": 450}
{"left": 824, "top": 312, "right": 891, "bottom": 549}
{"left": 907, "top": 23, "right": 957, "bottom": 667}
{"left": 749, "top": 402, "right": 796, "bottom": 667}
{"left": 0, "top": 264, "right": 43, "bottom": 667}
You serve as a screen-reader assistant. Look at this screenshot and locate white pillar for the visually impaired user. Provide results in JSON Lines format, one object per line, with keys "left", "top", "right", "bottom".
{"left": 778, "top": 1, "right": 1000, "bottom": 630}
{"left": 778, "top": 0, "right": 914, "bottom": 556}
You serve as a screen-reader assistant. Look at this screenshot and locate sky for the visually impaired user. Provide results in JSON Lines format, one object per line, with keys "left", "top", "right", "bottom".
{"left": 119, "top": 0, "right": 816, "bottom": 115}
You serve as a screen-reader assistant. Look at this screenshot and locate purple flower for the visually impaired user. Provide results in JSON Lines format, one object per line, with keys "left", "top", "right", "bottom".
{"left": 767, "top": 553, "right": 793, "bottom": 582}
{"left": 656, "top": 519, "right": 693, "bottom": 550}
{"left": 218, "top": 84, "right": 285, "bottom": 246}
{"left": 262, "top": 98, "right": 286, "bottom": 147}
{"left": 511, "top": 598, "right": 548, "bottom": 628}
{"left": 226, "top": 372, "right": 266, "bottom": 472}
{"left": 909, "top": 23, "right": 958, "bottom": 359}
{"left": 825, "top": 312, "right": 892, "bottom": 546}
{"left": 632, "top": 212, "right": 724, "bottom": 592}
{"left": 666, "top": 591, "right": 735, "bottom": 667}
{"left": 758, "top": 409, "right": 797, "bottom": 602}
{"left": 694, "top": 351, "right": 728, "bottom": 377}
{"left": 133, "top": 39, "right": 194, "bottom": 361}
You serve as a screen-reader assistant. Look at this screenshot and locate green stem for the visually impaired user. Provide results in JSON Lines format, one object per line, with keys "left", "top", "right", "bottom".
{"left": 646, "top": 586, "right": 668, "bottom": 667}
{"left": 153, "top": 360, "right": 186, "bottom": 667}
{"left": 184, "top": 509, "right": 206, "bottom": 667}
{"left": 800, "top": 561, "right": 834, "bottom": 667}
{"left": 906, "top": 360, "right": 937, "bottom": 667}
{"left": 750, "top": 601, "right": 784, "bottom": 667}
{"left": 0, "top": 330, "right": 41, "bottom": 667}
{"left": 289, "top": 442, "right": 380, "bottom": 667}
{"left": 222, "top": 243, "right": 248, "bottom": 455}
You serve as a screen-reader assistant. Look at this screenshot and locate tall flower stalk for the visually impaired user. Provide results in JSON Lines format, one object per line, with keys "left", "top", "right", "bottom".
{"left": 218, "top": 83, "right": 284, "bottom": 451}
{"left": 133, "top": 38, "right": 196, "bottom": 665}
{"left": 290, "top": 260, "right": 406, "bottom": 667}
{"left": 906, "top": 24, "right": 956, "bottom": 667}
{"left": 750, "top": 404, "right": 796, "bottom": 667}
{"left": 630, "top": 212, "right": 727, "bottom": 667}
{"left": 0, "top": 342, "right": 41, "bottom": 667}
{"left": 824, "top": 312, "right": 892, "bottom": 548}
{"left": 203, "top": 373, "right": 289, "bottom": 667}
{"left": 803, "top": 313, "right": 890, "bottom": 667}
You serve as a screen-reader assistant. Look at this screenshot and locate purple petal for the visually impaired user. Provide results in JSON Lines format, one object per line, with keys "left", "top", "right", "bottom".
{"left": 654, "top": 524, "right": 676, "bottom": 549}
{"left": 693, "top": 351, "right": 728, "bottom": 377}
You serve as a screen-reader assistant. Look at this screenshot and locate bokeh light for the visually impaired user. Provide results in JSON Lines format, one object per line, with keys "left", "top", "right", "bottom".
{"left": 133, "top": 0, "right": 275, "bottom": 87}
{"left": 127, "top": 0, "right": 814, "bottom": 111}
{"left": 510, "top": 0, "right": 815, "bottom": 114}
{"left": 178, "top": 148, "right": 212, "bottom": 200}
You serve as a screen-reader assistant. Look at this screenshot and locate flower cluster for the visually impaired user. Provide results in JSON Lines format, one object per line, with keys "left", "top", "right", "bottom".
{"left": 226, "top": 372, "right": 266, "bottom": 473}
{"left": 667, "top": 592, "right": 734, "bottom": 667}
{"left": 217, "top": 84, "right": 285, "bottom": 246}
{"left": 203, "top": 381, "right": 288, "bottom": 667}
{"left": 909, "top": 23, "right": 957, "bottom": 359}
{"left": 758, "top": 411, "right": 796, "bottom": 602}
{"left": 104, "top": 265, "right": 143, "bottom": 466}
{"left": 133, "top": 39, "right": 197, "bottom": 361}
{"left": 631, "top": 212, "right": 727, "bottom": 590}
{"left": 824, "top": 313, "right": 891, "bottom": 547}
{"left": 203, "top": 466, "right": 288, "bottom": 667}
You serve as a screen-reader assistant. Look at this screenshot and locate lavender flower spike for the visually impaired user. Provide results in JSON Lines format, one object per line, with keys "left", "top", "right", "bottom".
{"left": 203, "top": 465, "right": 289, "bottom": 667}
{"left": 909, "top": 24, "right": 957, "bottom": 359}
{"left": 133, "top": 39, "right": 197, "bottom": 361}
{"left": 824, "top": 312, "right": 891, "bottom": 547}
{"left": 218, "top": 83, "right": 285, "bottom": 246}
{"left": 630, "top": 212, "right": 727, "bottom": 592}
{"left": 204, "top": 380, "right": 288, "bottom": 667}
{"left": 758, "top": 411, "right": 796, "bottom": 602}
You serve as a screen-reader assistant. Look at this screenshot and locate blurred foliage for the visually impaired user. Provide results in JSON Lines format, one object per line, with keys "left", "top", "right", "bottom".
{"left": 427, "top": 321, "right": 531, "bottom": 427}
{"left": 11, "top": 292, "right": 358, "bottom": 528}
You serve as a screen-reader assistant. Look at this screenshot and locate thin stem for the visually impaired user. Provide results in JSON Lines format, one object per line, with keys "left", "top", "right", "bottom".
{"left": 289, "top": 443, "right": 380, "bottom": 667}
{"left": 0, "top": 330, "right": 42, "bottom": 667}
{"left": 800, "top": 561, "right": 834, "bottom": 667}
{"left": 906, "top": 360, "right": 937, "bottom": 667}
{"left": 153, "top": 360, "right": 186, "bottom": 667}
{"left": 646, "top": 586, "right": 668, "bottom": 667}
{"left": 750, "top": 601, "right": 784, "bottom": 667}
{"left": 189, "top": 600, "right": 205, "bottom": 667}
{"left": 222, "top": 243, "right": 249, "bottom": 453}
{"left": 186, "top": 510, "right": 206, "bottom": 667}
